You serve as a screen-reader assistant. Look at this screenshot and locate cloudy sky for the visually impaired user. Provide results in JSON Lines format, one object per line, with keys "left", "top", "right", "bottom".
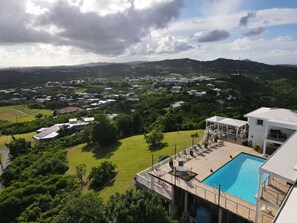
{"left": 0, "top": 0, "right": 297, "bottom": 67}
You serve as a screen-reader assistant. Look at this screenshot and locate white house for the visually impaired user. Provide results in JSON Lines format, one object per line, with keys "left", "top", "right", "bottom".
{"left": 170, "top": 101, "right": 185, "bottom": 110}
{"left": 171, "top": 86, "right": 182, "bottom": 93}
{"left": 244, "top": 107, "right": 297, "bottom": 155}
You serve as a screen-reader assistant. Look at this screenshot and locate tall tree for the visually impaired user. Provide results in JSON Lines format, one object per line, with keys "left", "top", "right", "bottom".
{"left": 90, "top": 118, "right": 118, "bottom": 147}
{"left": 144, "top": 129, "right": 164, "bottom": 149}
{"left": 7, "top": 138, "right": 31, "bottom": 158}
{"left": 105, "top": 189, "right": 177, "bottom": 223}
{"left": 58, "top": 193, "right": 105, "bottom": 223}
{"left": 116, "top": 114, "right": 133, "bottom": 137}
{"left": 88, "top": 161, "right": 117, "bottom": 190}
{"left": 76, "top": 164, "right": 87, "bottom": 185}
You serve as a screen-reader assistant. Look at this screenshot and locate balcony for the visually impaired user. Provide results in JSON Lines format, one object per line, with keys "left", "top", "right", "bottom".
{"left": 266, "top": 133, "right": 287, "bottom": 142}
{"left": 266, "top": 129, "right": 295, "bottom": 143}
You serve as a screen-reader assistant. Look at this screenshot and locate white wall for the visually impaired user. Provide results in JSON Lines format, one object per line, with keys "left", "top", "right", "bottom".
{"left": 247, "top": 117, "right": 266, "bottom": 147}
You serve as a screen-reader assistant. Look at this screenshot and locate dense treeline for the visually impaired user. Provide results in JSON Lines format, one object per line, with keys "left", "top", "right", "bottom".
{"left": 0, "top": 131, "right": 176, "bottom": 223}
{"left": 0, "top": 112, "right": 86, "bottom": 135}
{"left": 0, "top": 133, "right": 84, "bottom": 222}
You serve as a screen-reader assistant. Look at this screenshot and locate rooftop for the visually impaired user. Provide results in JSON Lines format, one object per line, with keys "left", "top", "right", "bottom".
{"left": 244, "top": 107, "right": 297, "bottom": 125}
{"left": 206, "top": 115, "right": 248, "bottom": 128}
{"left": 273, "top": 184, "right": 297, "bottom": 223}
{"left": 261, "top": 132, "right": 297, "bottom": 184}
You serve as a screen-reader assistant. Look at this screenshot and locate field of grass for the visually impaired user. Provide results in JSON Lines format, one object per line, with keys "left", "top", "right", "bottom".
{"left": 67, "top": 130, "right": 204, "bottom": 201}
{"left": 0, "top": 131, "right": 36, "bottom": 149}
{"left": 0, "top": 105, "right": 53, "bottom": 122}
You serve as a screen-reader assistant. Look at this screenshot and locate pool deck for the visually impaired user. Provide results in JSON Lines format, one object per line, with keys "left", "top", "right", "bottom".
{"left": 148, "top": 140, "right": 276, "bottom": 222}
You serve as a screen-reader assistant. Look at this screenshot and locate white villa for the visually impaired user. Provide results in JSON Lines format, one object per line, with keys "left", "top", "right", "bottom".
{"left": 33, "top": 117, "right": 94, "bottom": 142}
{"left": 135, "top": 107, "right": 297, "bottom": 223}
{"left": 244, "top": 107, "right": 297, "bottom": 155}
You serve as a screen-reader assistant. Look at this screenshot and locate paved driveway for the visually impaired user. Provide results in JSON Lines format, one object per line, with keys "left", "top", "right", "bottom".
{"left": 0, "top": 147, "right": 11, "bottom": 175}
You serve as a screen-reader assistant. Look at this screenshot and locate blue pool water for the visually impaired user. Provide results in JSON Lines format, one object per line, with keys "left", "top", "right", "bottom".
{"left": 203, "top": 153, "right": 267, "bottom": 205}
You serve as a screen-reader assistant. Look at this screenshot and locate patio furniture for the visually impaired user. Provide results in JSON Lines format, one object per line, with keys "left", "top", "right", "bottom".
{"left": 169, "top": 160, "right": 175, "bottom": 171}
{"left": 269, "top": 129, "right": 287, "bottom": 141}
{"left": 189, "top": 150, "right": 196, "bottom": 158}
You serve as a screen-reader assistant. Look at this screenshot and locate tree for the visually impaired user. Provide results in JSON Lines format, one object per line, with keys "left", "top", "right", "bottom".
{"left": 58, "top": 125, "right": 69, "bottom": 137}
{"left": 144, "top": 129, "right": 164, "bottom": 149}
{"left": 90, "top": 118, "right": 118, "bottom": 147}
{"left": 7, "top": 138, "right": 31, "bottom": 158}
{"left": 81, "top": 124, "right": 92, "bottom": 143}
{"left": 57, "top": 193, "right": 105, "bottom": 223}
{"left": 131, "top": 112, "right": 143, "bottom": 134}
{"left": 76, "top": 164, "right": 86, "bottom": 184}
{"left": 116, "top": 114, "right": 133, "bottom": 137}
{"left": 105, "top": 189, "right": 177, "bottom": 223}
{"left": 88, "top": 161, "right": 117, "bottom": 189}
{"left": 35, "top": 113, "right": 43, "bottom": 119}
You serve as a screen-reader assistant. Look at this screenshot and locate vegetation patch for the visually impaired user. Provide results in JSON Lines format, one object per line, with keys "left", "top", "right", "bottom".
{"left": 0, "top": 105, "right": 52, "bottom": 122}
{"left": 67, "top": 129, "right": 203, "bottom": 201}
{"left": 0, "top": 132, "right": 36, "bottom": 150}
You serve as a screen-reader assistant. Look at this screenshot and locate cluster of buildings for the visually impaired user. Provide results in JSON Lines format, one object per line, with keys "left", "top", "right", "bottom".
{"left": 162, "top": 76, "right": 216, "bottom": 85}
{"left": 136, "top": 107, "right": 297, "bottom": 223}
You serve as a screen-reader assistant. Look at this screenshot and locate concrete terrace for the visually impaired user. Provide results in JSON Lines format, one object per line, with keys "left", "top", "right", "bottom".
{"left": 136, "top": 140, "right": 276, "bottom": 222}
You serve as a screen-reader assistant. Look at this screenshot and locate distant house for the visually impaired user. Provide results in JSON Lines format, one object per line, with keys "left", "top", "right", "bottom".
{"left": 188, "top": 89, "right": 197, "bottom": 96}
{"left": 196, "top": 91, "right": 206, "bottom": 97}
{"left": 33, "top": 117, "right": 94, "bottom": 142}
{"left": 103, "top": 88, "right": 113, "bottom": 95}
{"left": 56, "top": 107, "right": 84, "bottom": 115}
{"left": 107, "top": 113, "right": 118, "bottom": 120}
{"left": 171, "top": 86, "right": 182, "bottom": 93}
{"left": 206, "top": 83, "right": 215, "bottom": 88}
{"left": 69, "top": 118, "right": 78, "bottom": 124}
{"left": 34, "top": 124, "right": 64, "bottom": 142}
{"left": 82, "top": 117, "right": 95, "bottom": 122}
{"left": 170, "top": 101, "right": 185, "bottom": 110}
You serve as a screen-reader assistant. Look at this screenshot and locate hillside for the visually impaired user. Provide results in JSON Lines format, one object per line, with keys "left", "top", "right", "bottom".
{"left": 0, "top": 58, "right": 296, "bottom": 87}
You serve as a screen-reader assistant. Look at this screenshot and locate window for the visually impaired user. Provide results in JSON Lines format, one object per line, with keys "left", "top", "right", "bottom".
{"left": 256, "top": 119, "right": 263, "bottom": 125}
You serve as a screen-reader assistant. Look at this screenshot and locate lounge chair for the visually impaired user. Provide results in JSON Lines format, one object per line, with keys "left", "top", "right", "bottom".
{"left": 189, "top": 150, "right": 196, "bottom": 158}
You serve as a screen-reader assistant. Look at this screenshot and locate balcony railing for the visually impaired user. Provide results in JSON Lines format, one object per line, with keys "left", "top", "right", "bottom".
{"left": 137, "top": 168, "right": 256, "bottom": 221}
{"left": 266, "top": 133, "right": 288, "bottom": 142}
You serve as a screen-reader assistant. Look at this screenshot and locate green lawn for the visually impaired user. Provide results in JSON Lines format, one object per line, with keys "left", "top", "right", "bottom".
{"left": 0, "top": 105, "right": 53, "bottom": 122}
{"left": 0, "top": 131, "right": 36, "bottom": 149}
{"left": 67, "top": 130, "right": 204, "bottom": 201}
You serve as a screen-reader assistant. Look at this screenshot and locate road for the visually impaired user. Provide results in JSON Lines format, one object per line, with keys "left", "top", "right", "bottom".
{"left": 0, "top": 147, "right": 10, "bottom": 191}
{"left": 0, "top": 147, "right": 10, "bottom": 175}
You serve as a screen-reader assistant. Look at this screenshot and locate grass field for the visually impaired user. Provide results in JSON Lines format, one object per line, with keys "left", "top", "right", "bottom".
{"left": 0, "top": 131, "right": 36, "bottom": 150}
{"left": 0, "top": 105, "right": 53, "bottom": 122}
{"left": 67, "top": 130, "right": 204, "bottom": 201}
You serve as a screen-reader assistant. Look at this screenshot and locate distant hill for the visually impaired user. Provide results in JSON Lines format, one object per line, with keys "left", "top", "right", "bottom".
{"left": 0, "top": 58, "right": 296, "bottom": 87}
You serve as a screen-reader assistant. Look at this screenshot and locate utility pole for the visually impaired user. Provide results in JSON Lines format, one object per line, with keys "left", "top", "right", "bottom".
{"left": 218, "top": 184, "right": 222, "bottom": 223}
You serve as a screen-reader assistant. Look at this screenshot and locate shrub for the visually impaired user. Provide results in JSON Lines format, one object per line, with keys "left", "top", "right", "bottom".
{"left": 253, "top": 144, "right": 260, "bottom": 151}
{"left": 202, "top": 141, "right": 208, "bottom": 148}
{"left": 88, "top": 161, "right": 117, "bottom": 189}
{"left": 144, "top": 129, "right": 164, "bottom": 148}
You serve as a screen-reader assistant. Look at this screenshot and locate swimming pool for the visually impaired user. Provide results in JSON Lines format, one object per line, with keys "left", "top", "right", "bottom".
{"left": 203, "top": 153, "right": 267, "bottom": 205}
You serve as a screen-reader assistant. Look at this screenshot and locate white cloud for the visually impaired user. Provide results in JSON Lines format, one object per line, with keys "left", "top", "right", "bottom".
{"left": 0, "top": 0, "right": 297, "bottom": 66}
{"left": 160, "top": 8, "right": 297, "bottom": 37}
{"left": 275, "top": 35, "right": 292, "bottom": 41}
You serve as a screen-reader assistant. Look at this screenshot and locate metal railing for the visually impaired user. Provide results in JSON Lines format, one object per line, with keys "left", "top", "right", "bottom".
{"left": 266, "top": 133, "right": 287, "bottom": 142}
{"left": 136, "top": 136, "right": 255, "bottom": 220}
{"left": 137, "top": 167, "right": 255, "bottom": 220}
{"left": 136, "top": 173, "right": 173, "bottom": 200}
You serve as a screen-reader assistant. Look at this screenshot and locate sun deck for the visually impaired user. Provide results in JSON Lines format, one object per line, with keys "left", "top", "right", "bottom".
{"left": 136, "top": 140, "right": 277, "bottom": 222}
